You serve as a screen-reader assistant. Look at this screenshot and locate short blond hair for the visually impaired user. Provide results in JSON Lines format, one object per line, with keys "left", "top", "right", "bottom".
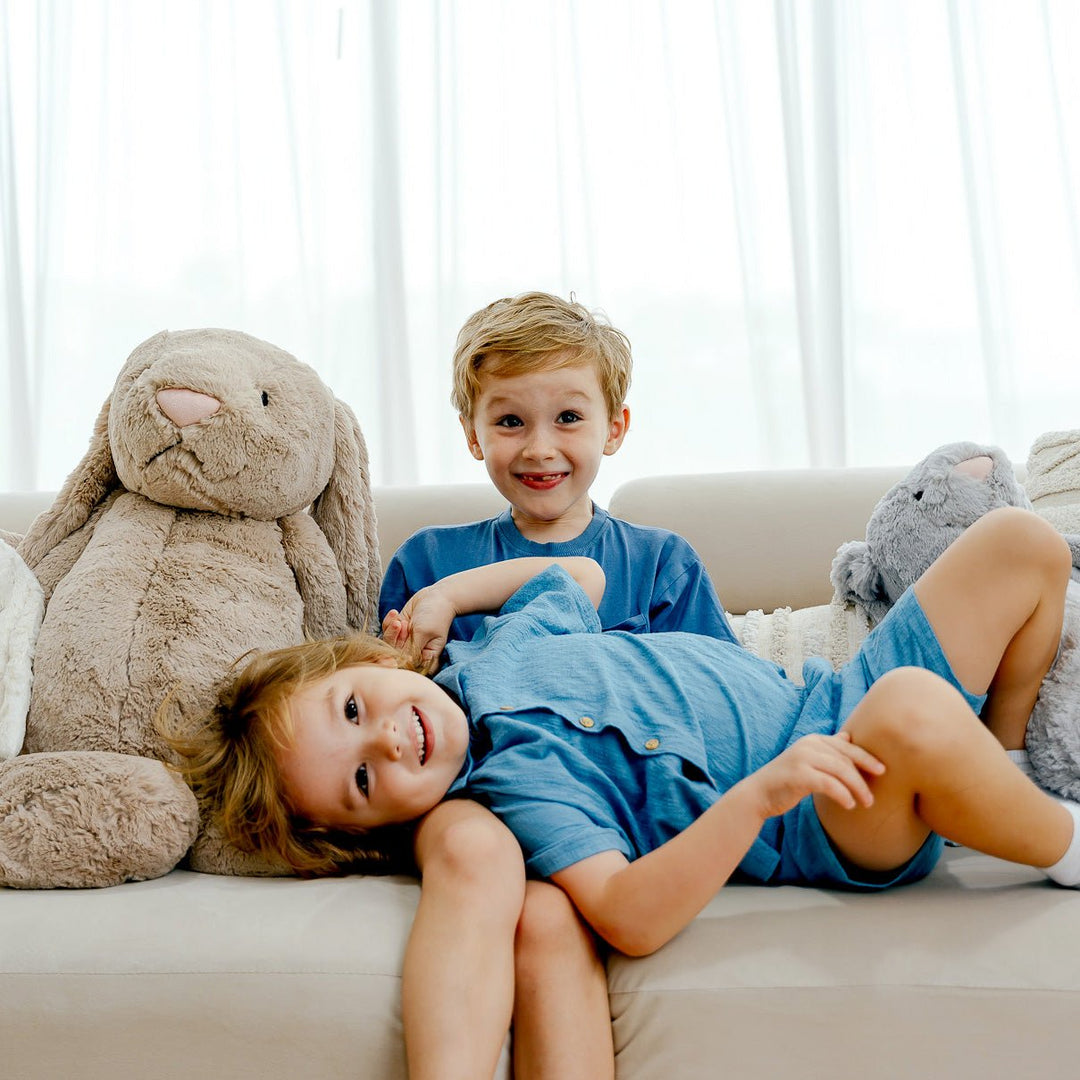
{"left": 451, "top": 291, "right": 633, "bottom": 423}
{"left": 167, "top": 635, "right": 421, "bottom": 877}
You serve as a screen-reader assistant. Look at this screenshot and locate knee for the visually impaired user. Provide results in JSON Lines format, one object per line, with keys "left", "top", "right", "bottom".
{"left": 980, "top": 507, "right": 1072, "bottom": 585}
{"left": 857, "top": 667, "right": 979, "bottom": 761}
{"left": 515, "top": 881, "right": 597, "bottom": 968}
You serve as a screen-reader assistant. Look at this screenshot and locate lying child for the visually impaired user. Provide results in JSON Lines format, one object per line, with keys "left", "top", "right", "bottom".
{"left": 178, "top": 507, "right": 1080, "bottom": 957}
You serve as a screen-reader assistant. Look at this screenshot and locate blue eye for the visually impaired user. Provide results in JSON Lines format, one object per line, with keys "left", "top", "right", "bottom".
{"left": 556, "top": 410, "right": 582, "bottom": 424}
{"left": 345, "top": 695, "right": 359, "bottom": 723}
{"left": 355, "top": 764, "right": 369, "bottom": 797}
{"left": 495, "top": 415, "right": 523, "bottom": 428}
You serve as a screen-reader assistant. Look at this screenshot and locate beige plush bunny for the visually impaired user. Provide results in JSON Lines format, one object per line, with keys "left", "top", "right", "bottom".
{"left": 0, "top": 328, "right": 380, "bottom": 887}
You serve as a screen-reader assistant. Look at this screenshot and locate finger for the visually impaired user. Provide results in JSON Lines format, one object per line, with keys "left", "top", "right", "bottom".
{"left": 830, "top": 732, "right": 885, "bottom": 775}
{"left": 819, "top": 773, "right": 859, "bottom": 810}
{"left": 827, "top": 759, "right": 876, "bottom": 808}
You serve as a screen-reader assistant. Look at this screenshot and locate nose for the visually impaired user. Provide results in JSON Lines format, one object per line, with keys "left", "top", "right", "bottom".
{"left": 371, "top": 719, "right": 402, "bottom": 761}
{"left": 156, "top": 387, "right": 221, "bottom": 428}
{"left": 522, "top": 431, "right": 556, "bottom": 462}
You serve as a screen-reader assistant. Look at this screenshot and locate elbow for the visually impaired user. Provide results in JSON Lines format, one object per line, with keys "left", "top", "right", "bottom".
{"left": 415, "top": 807, "right": 525, "bottom": 899}
{"left": 592, "top": 914, "right": 670, "bottom": 958}
{"left": 574, "top": 558, "right": 606, "bottom": 609}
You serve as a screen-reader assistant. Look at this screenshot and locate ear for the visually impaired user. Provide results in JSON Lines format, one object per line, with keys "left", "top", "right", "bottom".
{"left": 604, "top": 404, "right": 630, "bottom": 456}
{"left": 309, "top": 400, "right": 383, "bottom": 633}
{"left": 18, "top": 395, "right": 121, "bottom": 570}
{"left": 830, "top": 540, "right": 889, "bottom": 612}
{"left": 459, "top": 415, "right": 484, "bottom": 461}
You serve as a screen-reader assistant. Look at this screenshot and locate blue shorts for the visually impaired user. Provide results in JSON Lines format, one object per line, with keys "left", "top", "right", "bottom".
{"left": 773, "top": 587, "right": 986, "bottom": 890}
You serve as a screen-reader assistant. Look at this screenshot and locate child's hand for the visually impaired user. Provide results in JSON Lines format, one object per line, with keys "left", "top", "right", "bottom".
{"left": 382, "top": 587, "right": 458, "bottom": 675}
{"left": 745, "top": 731, "right": 884, "bottom": 820}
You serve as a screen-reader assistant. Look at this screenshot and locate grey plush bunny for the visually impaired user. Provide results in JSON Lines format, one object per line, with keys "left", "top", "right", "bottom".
{"left": 830, "top": 439, "right": 1080, "bottom": 804}
{"left": 0, "top": 328, "right": 382, "bottom": 888}
{"left": 830, "top": 442, "right": 1030, "bottom": 626}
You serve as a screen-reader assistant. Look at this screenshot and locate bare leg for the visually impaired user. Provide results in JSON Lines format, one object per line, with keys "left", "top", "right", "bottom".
{"left": 406, "top": 800, "right": 524, "bottom": 1080}
{"left": 913, "top": 506, "right": 1071, "bottom": 749}
{"left": 512, "top": 881, "right": 614, "bottom": 1080}
{"left": 817, "top": 668, "right": 1073, "bottom": 873}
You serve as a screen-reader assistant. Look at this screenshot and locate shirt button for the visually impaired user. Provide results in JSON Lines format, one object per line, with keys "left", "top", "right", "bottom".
{"left": 580, "top": 716, "right": 595, "bottom": 728}
{"left": 644, "top": 738, "right": 660, "bottom": 750}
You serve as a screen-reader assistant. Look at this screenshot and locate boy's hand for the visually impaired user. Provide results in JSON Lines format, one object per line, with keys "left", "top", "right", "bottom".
{"left": 382, "top": 586, "right": 458, "bottom": 675}
{"left": 742, "top": 731, "right": 884, "bottom": 820}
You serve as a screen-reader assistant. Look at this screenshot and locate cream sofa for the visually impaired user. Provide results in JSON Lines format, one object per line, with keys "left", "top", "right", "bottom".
{"left": 2, "top": 471, "right": 1078, "bottom": 1080}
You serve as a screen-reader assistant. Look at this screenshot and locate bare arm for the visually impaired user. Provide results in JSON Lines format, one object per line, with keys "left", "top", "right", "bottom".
{"left": 552, "top": 732, "right": 885, "bottom": 956}
{"left": 383, "top": 557, "right": 605, "bottom": 671}
{"left": 405, "top": 799, "right": 525, "bottom": 1079}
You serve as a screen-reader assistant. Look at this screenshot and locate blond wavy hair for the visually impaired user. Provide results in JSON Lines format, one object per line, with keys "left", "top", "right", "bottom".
{"left": 167, "top": 635, "right": 422, "bottom": 876}
{"left": 451, "top": 291, "right": 633, "bottom": 422}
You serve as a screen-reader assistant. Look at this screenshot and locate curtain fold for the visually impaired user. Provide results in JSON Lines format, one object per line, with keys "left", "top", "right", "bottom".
{"left": 1, "top": 0, "right": 1078, "bottom": 496}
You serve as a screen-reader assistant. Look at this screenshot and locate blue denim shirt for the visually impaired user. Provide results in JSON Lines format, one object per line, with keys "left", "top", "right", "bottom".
{"left": 437, "top": 567, "right": 839, "bottom": 882}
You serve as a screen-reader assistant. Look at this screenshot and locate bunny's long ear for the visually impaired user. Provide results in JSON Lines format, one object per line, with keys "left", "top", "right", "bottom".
{"left": 18, "top": 396, "right": 120, "bottom": 570}
{"left": 310, "top": 400, "right": 382, "bottom": 632}
{"left": 830, "top": 540, "right": 889, "bottom": 619}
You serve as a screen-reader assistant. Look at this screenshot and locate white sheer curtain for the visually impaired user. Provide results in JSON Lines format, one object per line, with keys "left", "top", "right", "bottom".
{"left": 2, "top": 0, "right": 1079, "bottom": 501}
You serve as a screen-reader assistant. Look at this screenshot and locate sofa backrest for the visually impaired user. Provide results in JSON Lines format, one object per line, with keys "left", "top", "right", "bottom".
{"left": 0, "top": 470, "right": 906, "bottom": 615}
{"left": 608, "top": 468, "right": 908, "bottom": 614}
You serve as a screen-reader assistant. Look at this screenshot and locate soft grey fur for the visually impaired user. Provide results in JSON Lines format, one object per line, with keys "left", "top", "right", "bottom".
{"left": 1027, "top": 580, "right": 1080, "bottom": 801}
{"left": 830, "top": 439, "right": 1080, "bottom": 802}
{"left": 0, "top": 328, "right": 382, "bottom": 888}
{"left": 830, "top": 442, "right": 1030, "bottom": 626}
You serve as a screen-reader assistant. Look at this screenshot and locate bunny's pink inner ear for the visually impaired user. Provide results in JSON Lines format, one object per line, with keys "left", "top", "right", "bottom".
{"left": 953, "top": 455, "right": 994, "bottom": 481}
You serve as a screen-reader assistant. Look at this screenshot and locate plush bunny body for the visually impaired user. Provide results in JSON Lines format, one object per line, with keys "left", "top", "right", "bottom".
{"left": 27, "top": 499, "right": 320, "bottom": 753}
{"left": 0, "top": 329, "right": 379, "bottom": 888}
{"left": 830, "top": 442, "right": 1031, "bottom": 626}
{"left": 829, "top": 439, "right": 1080, "bottom": 804}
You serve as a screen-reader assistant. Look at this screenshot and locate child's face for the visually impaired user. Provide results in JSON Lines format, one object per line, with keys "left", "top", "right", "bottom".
{"left": 277, "top": 662, "right": 469, "bottom": 831}
{"left": 461, "top": 357, "right": 629, "bottom": 541}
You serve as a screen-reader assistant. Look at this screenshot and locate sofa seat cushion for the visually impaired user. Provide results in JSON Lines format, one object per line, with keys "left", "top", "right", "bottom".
{"left": 607, "top": 846, "right": 1079, "bottom": 1078}
{"left": 0, "top": 868, "right": 511, "bottom": 1080}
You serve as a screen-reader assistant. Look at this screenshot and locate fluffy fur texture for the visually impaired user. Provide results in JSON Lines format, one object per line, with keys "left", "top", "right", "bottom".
{"left": 1025, "top": 429, "right": 1080, "bottom": 577}
{"left": 830, "top": 441, "right": 1030, "bottom": 626}
{"left": 1027, "top": 580, "right": 1080, "bottom": 801}
{"left": 0, "top": 539, "right": 43, "bottom": 760}
{"left": 0, "top": 328, "right": 381, "bottom": 888}
{"left": 732, "top": 596, "right": 871, "bottom": 683}
{"left": 829, "top": 438, "right": 1080, "bottom": 802}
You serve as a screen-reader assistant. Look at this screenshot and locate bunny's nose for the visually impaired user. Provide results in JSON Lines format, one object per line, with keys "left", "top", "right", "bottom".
{"left": 157, "top": 388, "right": 221, "bottom": 428}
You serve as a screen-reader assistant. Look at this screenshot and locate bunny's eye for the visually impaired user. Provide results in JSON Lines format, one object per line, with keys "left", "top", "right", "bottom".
{"left": 913, "top": 490, "right": 924, "bottom": 501}
{"left": 261, "top": 391, "right": 270, "bottom": 407}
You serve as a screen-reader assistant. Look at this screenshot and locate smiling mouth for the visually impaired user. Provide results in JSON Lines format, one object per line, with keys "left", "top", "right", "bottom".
{"left": 412, "top": 707, "right": 430, "bottom": 765}
{"left": 146, "top": 441, "right": 181, "bottom": 467}
{"left": 517, "top": 472, "right": 568, "bottom": 490}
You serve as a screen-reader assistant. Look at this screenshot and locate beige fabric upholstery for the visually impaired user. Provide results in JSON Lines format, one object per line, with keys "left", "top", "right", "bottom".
{"left": 608, "top": 467, "right": 909, "bottom": 613}
{"left": 1, "top": 474, "right": 1076, "bottom": 1080}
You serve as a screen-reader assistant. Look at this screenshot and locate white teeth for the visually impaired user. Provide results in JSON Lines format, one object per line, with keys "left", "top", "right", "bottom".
{"left": 413, "top": 708, "right": 426, "bottom": 764}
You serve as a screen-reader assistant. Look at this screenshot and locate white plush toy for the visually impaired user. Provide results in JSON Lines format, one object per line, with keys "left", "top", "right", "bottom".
{"left": 0, "top": 539, "right": 44, "bottom": 761}
{"left": 1026, "top": 429, "right": 1080, "bottom": 580}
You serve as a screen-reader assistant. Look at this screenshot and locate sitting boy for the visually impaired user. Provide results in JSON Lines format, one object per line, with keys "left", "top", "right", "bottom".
{"left": 183, "top": 508, "right": 1080, "bottom": 963}
{"left": 380, "top": 289, "right": 737, "bottom": 649}
{"left": 379, "top": 291, "right": 737, "bottom": 1075}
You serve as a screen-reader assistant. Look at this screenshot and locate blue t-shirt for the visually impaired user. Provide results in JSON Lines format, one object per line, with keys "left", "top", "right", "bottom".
{"left": 379, "top": 506, "right": 737, "bottom": 644}
{"left": 436, "top": 567, "right": 847, "bottom": 883}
